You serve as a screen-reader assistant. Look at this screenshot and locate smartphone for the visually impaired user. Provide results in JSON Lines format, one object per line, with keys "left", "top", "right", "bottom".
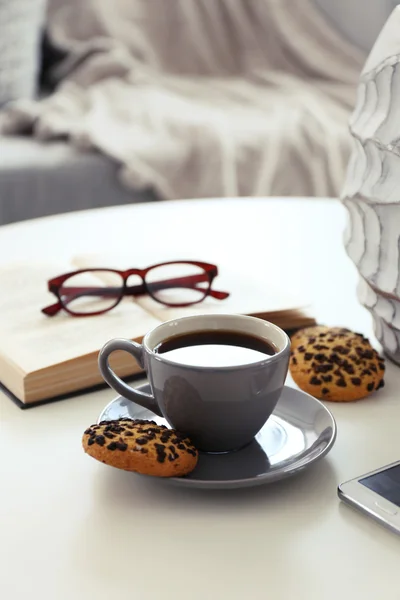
{"left": 338, "top": 460, "right": 400, "bottom": 536}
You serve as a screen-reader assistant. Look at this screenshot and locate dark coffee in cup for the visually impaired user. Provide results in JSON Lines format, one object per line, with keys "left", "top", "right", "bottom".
{"left": 154, "top": 330, "right": 277, "bottom": 367}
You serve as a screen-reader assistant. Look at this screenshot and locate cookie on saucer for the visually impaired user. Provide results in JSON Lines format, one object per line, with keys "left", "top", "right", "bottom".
{"left": 289, "top": 328, "right": 385, "bottom": 402}
{"left": 82, "top": 418, "right": 198, "bottom": 477}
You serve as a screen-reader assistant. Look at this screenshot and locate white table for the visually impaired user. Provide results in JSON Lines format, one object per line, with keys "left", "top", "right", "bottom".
{"left": 1, "top": 198, "right": 399, "bottom": 600}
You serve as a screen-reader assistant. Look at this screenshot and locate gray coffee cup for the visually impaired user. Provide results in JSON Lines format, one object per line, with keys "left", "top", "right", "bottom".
{"left": 98, "top": 314, "right": 290, "bottom": 452}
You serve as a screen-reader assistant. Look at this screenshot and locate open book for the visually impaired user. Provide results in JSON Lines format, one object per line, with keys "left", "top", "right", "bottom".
{"left": 0, "top": 255, "right": 316, "bottom": 407}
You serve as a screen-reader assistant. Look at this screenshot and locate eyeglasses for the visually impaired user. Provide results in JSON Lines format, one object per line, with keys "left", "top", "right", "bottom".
{"left": 41, "top": 260, "right": 230, "bottom": 317}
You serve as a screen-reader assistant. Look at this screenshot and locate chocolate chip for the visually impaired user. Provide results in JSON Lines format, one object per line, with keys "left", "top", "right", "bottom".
{"left": 141, "top": 448, "right": 148, "bottom": 454}
{"left": 308, "top": 337, "right": 316, "bottom": 344}
{"left": 186, "top": 448, "right": 197, "bottom": 457}
{"left": 177, "top": 443, "right": 186, "bottom": 450}
{"left": 329, "top": 353, "right": 341, "bottom": 364}
{"left": 377, "top": 379, "right": 385, "bottom": 389}
{"left": 310, "top": 376, "right": 322, "bottom": 385}
{"left": 104, "top": 432, "right": 115, "bottom": 439}
{"left": 332, "top": 345, "right": 350, "bottom": 355}
{"left": 135, "top": 419, "right": 155, "bottom": 425}
{"left": 155, "top": 442, "right": 167, "bottom": 463}
{"left": 361, "top": 369, "right": 372, "bottom": 376}
{"left": 116, "top": 442, "right": 128, "bottom": 451}
{"left": 322, "top": 388, "right": 329, "bottom": 395}
{"left": 168, "top": 445, "right": 176, "bottom": 452}
{"left": 84, "top": 428, "right": 94, "bottom": 435}
{"left": 356, "top": 348, "right": 374, "bottom": 360}
{"left": 314, "top": 353, "right": 327, "bottom": 363}
{"left": 314, "top": 344, "right": 329, "bottom": 351}
{"left": 125, "top": 431, "right": 134, "bottom": 437}
{"left": 88, "top": 438, "right": 95, "bottom": 446}
{"left": 304, "top": 353, "right": 313, "bottom": 361}
{"left": 333, "top": 368, "right": 342, "bottom": 376}
{"left": 314, "top": 363, "right": 333, "bottom": 373}
{"left": 107, "top": 442, "right": 117, "bottom": 450}
{"left": 161, "top": 434, "right": 171, "bottom": 443}
{"left": 319, "top": 333, "right": 327, "bottom": 338}
{"left": 321, "top": 374, "right": 333, "bottom": 382}
{"left": 108, "top": 426, "right": 124, "bottom": 434}
{"left": 342, "top": 362, "right": 355, "bottom": 375}
{"left": 336, "top": 378, "right": 347, "bottom": 387}
{"left": 291, "top": 356, "right": 298, "bottom": 365}
{"left": 297, "top": 345, "right": 306, "bottom": 353}
{"left": 351, "top": 377, "right": 362, "bottom": 386}
{"left": 367, "top": 382, "right": 374, "bottom": 392}
{"left": 370, "top": 364, "right": 377, "bottom": 373}
{"left": 136, "top": 437, "right": 148, "bottom": 445}
{"left": 95, "top": 435, "right": 105, "bottom": 446}
{"left": 171, "top": 432, "right": 187, "bottom": 442}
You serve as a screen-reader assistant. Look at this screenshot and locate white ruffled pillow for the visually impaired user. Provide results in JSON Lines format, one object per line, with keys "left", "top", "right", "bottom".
{"left": 0, "top": 0, "right": 46, "bottom": 106}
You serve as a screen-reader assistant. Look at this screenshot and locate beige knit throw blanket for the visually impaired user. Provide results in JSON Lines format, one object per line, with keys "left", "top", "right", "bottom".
{"left": 1, "top": 0, "right": 364, "bottom": 199}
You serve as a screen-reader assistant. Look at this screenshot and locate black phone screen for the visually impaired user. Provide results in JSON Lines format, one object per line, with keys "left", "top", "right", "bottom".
{"left": 360, "top": 464, "right": 400, "bottom": 506}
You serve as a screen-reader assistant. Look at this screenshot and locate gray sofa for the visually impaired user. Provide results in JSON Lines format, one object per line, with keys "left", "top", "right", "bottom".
{"left": 0, "top": 1, "right": 158, "bottom": 226}
{"left": 0, "top": 136, "right": 157, "bottom": 225}
{"left": 0, "top": 0, "right": 396, "bottom": 226}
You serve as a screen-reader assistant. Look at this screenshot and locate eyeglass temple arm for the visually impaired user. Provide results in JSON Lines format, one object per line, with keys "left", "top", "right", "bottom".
{"left": 42, "top": 300, "right": 64, "bottom": 316}
{"left": 41, "top": 273, "right": 230, "bottom": 316}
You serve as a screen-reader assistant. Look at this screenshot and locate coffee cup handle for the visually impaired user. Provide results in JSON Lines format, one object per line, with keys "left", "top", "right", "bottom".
{"left": 98, "top": 338, "right": 163, "bottom": 417}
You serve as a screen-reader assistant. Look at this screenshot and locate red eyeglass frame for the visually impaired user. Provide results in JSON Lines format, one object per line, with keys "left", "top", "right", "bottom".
{"left": 42, "top": 260, "right": 230, "bottom": 317}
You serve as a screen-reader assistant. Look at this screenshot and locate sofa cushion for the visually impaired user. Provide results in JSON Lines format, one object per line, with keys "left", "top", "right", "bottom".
{"left": 0, "top": 137, "right": 158, "bottom": 225}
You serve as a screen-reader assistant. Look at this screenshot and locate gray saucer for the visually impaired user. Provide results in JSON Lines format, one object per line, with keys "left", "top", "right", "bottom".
{"left": 98, "top": 384, "right": 336, "bottom": 489}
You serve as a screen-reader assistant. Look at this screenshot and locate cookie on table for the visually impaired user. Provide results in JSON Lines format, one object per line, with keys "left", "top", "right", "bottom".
{"left": 289, "top": 329, "right": 385, "bottom": 402}
{"left": 291, "top": 325, "right": 351, "bottom": 349}
{"left": 82, "top": 418, "right": 198, "bottom": 477}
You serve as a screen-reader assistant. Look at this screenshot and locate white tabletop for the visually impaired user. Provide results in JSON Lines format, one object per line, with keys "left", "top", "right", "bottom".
{"left": 1, "top": 197, "right": 399, "bottom": 600}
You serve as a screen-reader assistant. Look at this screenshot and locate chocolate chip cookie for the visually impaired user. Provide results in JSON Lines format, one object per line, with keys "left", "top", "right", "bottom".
{"left": 82, "top": 419, "right": 198, "bottom": 476}
{"left": 289, "top": 329, "right": 385, "bottom": 401}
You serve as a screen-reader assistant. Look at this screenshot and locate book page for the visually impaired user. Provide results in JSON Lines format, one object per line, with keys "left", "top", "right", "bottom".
{"left": 0, "top": 263, "right": 162, "bottom": 375}
{"left": 72, "top": 253, "right": 311, "bottom": 321}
